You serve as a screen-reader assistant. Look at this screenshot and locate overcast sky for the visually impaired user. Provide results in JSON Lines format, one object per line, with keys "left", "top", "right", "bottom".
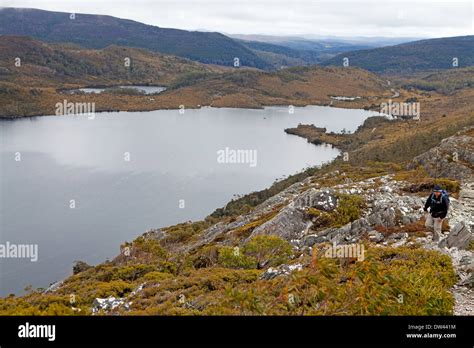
{"left": 2, "top": 0, "right": 473, "bottom": 38}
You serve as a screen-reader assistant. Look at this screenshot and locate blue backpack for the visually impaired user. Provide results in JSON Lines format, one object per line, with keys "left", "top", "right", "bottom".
{"left": 432, "top": 190, "right": 450, "bottom": 208}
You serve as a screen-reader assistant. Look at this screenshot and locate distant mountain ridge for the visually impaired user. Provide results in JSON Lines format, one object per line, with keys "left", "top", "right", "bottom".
{"left": 0, "top": 7, "right": 271, "bottom": 69}
{"left": 1, "top": 8, "right": 472, "bottom": 74}
{"left": 236, "top": 39, "right": 372, "bottom": 67}
{"left": 322, "top": 36, "right": 474, "bottom": 74}
{"left": 228, "top": 34, "right": 420, "bottom": 47}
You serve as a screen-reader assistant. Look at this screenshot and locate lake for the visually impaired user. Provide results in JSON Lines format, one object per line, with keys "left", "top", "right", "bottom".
{"left": 0, "top": 105, "right": 381, "bottom": 296}
{"left": 73, "top": 85, "right": 166, "bottom": 94}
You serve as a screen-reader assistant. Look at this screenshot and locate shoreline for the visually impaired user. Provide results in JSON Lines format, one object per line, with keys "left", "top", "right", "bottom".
{"left": 0, "top": 100, "right": 381, "bottom": 120}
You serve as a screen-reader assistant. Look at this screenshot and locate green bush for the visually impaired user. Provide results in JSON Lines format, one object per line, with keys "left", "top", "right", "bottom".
{"left": 159, "top": 261, "right": 178, "bottom": 275}
{"left": 305, "top": 207, "right": 335, "bottom": 228}
{"left": 218, "top": 247, "right": 456, "bottom": 315}
{"left": 132, "top": 237, "right": 167, "bottom": 259}
{"left": 331, "top": 194, "right": 366, "bottom": 227}
{"left": 142, "top": 271, "right": 173, "bottom": 283}
{"left": 304, "top": 195, "right": 366, "bottom": 230}
{"left": 191, "top": 245, "right": 220, "bottom": 269}
{"left": 217, "top": 247, "right": 257, "bottom": 269}
{"left": 402, "top": 177, "right": 461, "bottom": 194}
{"left": 162, "top": 220, "right": 214, "bottom": 245}
{"left": 113, "top": 264, "right": 155, "bottom": 281}
{"left": 243, "top": 235, "right": 293, "bottom": 268}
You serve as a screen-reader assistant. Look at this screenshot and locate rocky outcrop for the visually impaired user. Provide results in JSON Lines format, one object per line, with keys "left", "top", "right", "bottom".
{"left": 193, "top": 171, "right": 431, "bottom": 251}
{"left": 44, "top": 281, "right": 64, "bottom": 294}
{"left": 248, "top": 174, "right": 424, "bottom": 249}
{"left": 409, "top": 127, "right": 474, "bottom": 180}
{"left": 249, "top": 205, "right": 309, "bottom": 242}
{"left": 303, "top": 218, "right": 372, "bottom": 246}
{"left": 142, "top": 229, "right": 167, "bottom": 241}
{"left": 92, "top": 296, "right": 130, "bottom": 314}
{"left": 460, "top": 274, "right": 474, "bottom": 288}
{"left": 294, "top": 188, "right": 338, "bottom": 211}
{"left": 439, "top": 221, "right": 472, "bottom": 249}
{"left": 449, "top": 181, "right": 474, "bottom": 233}
{"left": 92, "top": 283, "right": 145, "bottom": 315}
{"left": 189, "top": 178, "right": 304, "bottom": 250}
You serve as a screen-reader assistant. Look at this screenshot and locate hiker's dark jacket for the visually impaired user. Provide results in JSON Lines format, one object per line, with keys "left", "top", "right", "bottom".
{"left": 424, "top": 193, "right": 448, "bottom": 219}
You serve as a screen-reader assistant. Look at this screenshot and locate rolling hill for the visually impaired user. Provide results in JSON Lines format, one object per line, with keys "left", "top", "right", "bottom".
{"left": 0, "top": 7, "right": 271, "bottom": 69}
{"left": 0, "top": 36, "right": 223, "bottom": 87}
{"left": 0, "top": 35, "right": 394, "bottom": 118}
{"left": 322, "top": 36, "right": 474, "bottom": 74}
{"left": 237, "top": 40, "right": 322, "bottom": 67}
{"left": 398, "top": 67, "right": 474, "bottom": 93}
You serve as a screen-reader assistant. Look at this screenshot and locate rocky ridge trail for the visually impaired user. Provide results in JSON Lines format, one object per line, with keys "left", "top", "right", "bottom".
{"left": 443, "top": 179, "right": 474, "bottom": 315}
{"left": 181, "top": 127, "right": 474, "bottom": 315}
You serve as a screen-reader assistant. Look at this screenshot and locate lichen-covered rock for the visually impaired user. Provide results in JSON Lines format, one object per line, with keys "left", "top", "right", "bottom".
{"left": 366, "top": 194, "right": 423, "bottom": 228}
{"left": 302, "top": 218, "right": 372, "bottom": 246}
{"left": 409, "top": 127, "right": 474, "bottom": 180}
{"left": 294, "top": 188, "right": 338, "bottom": 211}
{"left": 189, "top": 178, "right": 306, "bottom": 249}
{"left": 142, "top": 229, "right": 167, "bottom": 241}
{"left": 249, "top": 206, "right": 308, "bottom": 241}
{"left": 43, "top": 280, "right": 63, "bottom": 293}
{"left": 460, "top": 274, "right": 474, "bottom": 288}
{"left": 368, "top": 230, "right": 384, "bottom": 243}
{"left": 439, "top": 221, "right": 472, "bottom": 250}
{"left": 260, "top": 263, "right": 303, "bottom": 280}
{"left": 92, "top": 296, "right": 130, "bottom": 314}
{"left": 449, "top": 182, "right": 474, "bottom": 232}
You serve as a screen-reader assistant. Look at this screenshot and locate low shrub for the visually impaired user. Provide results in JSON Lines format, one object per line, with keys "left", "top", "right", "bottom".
{"left": 243, "top": 235, "right": 293, "bottom": 268}
{"left": 217, "top": 247, "right": 257, "bottom": 269}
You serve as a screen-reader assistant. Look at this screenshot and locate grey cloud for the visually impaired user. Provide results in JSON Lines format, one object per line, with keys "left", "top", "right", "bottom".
{"left": 3, "top": 0, "right": 472, "bottom": 37}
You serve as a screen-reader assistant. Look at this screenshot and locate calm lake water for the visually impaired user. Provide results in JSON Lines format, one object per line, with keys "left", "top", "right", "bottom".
{"left": 0, "top": 106, "right": 380, "bottom": 296}
{"left": 75, "top": 85, "right": 166, "bottom": 94}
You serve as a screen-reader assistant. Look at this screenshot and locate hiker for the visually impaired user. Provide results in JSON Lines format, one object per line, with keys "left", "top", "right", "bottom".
{"left": 423, "top": 185, "right": 449, "bottom": 242}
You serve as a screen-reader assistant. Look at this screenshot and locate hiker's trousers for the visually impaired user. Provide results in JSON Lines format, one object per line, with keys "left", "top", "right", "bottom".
{"left": 425, "top": 213, "right": 443, "bottom": 240}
